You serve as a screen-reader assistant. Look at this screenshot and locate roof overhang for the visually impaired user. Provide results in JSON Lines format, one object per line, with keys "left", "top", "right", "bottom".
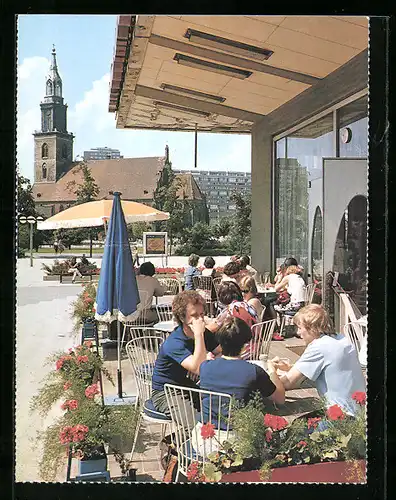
{"left": 109, "top": 15, "right": 368, "bottom": 134}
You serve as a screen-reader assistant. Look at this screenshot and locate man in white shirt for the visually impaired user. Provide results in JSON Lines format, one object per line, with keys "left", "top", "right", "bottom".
{"left": 136, "top": 262, "right": 165, "bottom": 323}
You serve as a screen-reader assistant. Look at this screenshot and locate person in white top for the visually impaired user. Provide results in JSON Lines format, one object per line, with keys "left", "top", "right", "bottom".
{"left": 239, "top": 255, "right": 259, "bottom": 281}
{"left": 274, "top": 265, "right": 306, "bottom": 311}
{"left": 201, "top": 256, "right": 218, "bottom": 278}
{"left": 136, "top": 262, "right": 165, "bottom": 323}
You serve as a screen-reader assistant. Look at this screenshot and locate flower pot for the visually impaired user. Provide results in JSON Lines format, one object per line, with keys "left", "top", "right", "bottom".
{"left": 220, "top": 460, "right": 366, "bottom": 483}
{"left": 78, "top": 447, "right": 108, "bottom": 476}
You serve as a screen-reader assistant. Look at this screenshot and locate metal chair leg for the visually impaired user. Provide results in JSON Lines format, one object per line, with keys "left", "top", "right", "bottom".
{"left": 129, "top": 411, "right": 143, "bottom": 462}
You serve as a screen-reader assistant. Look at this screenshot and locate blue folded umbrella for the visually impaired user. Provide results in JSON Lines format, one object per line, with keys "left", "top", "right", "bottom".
{"left": 95, "top": 192, "right": 141, "bottom": 399}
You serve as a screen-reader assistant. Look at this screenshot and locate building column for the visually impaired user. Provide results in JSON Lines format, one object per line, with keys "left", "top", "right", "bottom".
{"left": 251, "top": 119, "right": 272, "bottom": 274}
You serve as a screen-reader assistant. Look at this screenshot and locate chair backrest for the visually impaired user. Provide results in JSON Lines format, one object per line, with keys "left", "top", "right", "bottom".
{"left": 126, "top": 325, "right": 168, "bottom": 341}
{"left": 158, "top": 277, "right": 181, "bottom": 295}
{"left": 249, "top": 319, "right": 277, "bottom": 361}
{"left": 164, "top": 383, "right": 232, "bottom": 474}
{"left": 212, "top": 277, "right": 222, "bottom": 296}
{"left": 259, "top": 272, "right": 271, "bottom": 285}
{"left": 259, "top": 306, "right": 267, "bottom": 323}
{"left": 343, "top": 321, "right": 366, "bottom": 354}
{"left": 304, "top": 283, "right": 316, "bottom": 305}
{"left": 192, "top": 275, "right": 213, "bottom": 293}
{"left": 156, "top": 303, "right": 173, "bottom": 322}
{"left": 125, "top": 335, "right": 164, "bottom": 404}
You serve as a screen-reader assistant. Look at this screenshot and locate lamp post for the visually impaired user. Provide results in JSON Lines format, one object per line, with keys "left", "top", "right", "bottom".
{"left": 19, "top": 215, "right": 44, "bottom": 267}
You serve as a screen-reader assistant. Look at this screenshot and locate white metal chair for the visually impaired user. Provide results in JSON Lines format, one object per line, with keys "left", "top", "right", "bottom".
{"left": 259, "top": 272, "right": 271, "bottom": 285}
{"left": 246, "top": 319, "right": 277, "bottom": 361}
{"left": 157, "top": 277, "right": 182, "bottom": 295}
{"left": 156, "top": 303, "right": 173, "bottom": 322}
{"left": 192, "top": 275, "right": 217, "bottom": 317}
{"left": 164, "top": 383, "right": 233, "bottom": 483}
{"left": 343, "top": 321, "right": 366, "bottom": 357}
{"left": 124, "top": 326, "right": 169, "bottom": 342}
{"left": 125, "top": 335, "right": 171, "bottom": 461}
{"left": 304, "top": 283, "right": 316, "bottom": 305}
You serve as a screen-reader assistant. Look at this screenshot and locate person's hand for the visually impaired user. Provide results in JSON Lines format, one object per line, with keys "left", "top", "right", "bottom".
{"left": 271, "top": 357, "right": 292, "bottom": 372}
{"left": 206, "top": 352, "right": 215, "bottom": 361}
{"left": 266, "top": 359, "right": 277, "bottom": 375}
{"left": 189, "top": 317, "right": 205, "bottom": 337}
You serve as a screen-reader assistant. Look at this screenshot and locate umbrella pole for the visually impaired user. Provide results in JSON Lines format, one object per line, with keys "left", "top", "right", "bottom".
{"left": 89, "top": 229, "right": 93, "bottom": 258}
{"left": 117, "top": 319, "right": 123, "bottom": 398}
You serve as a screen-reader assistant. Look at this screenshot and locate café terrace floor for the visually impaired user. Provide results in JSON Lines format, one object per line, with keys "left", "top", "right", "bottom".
{"left": 97, "top": 334, "right": 319, "bottom": 483}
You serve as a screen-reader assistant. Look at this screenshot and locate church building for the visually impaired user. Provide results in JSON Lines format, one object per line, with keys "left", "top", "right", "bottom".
{"left": 32, "top": 47, "right": 208, "bottom": 224}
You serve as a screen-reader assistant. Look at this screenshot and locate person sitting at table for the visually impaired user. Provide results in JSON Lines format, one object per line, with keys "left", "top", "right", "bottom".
{"left": 271, "top": 304, "right": 366, "bottom": 416}
{"left": 68, "top": 256, "right": 83, "bottom": 283}
{"left": 151, "top": 291, "right": 221, "bottom": 420}
{"left": 136, "top": 262, "right": 165, "bottom": 324}
{"left": 239, "top": 255, "right": 259, "bottom": 281}
{"left": 184, "top": 253, "right": 201, "bottom": 290}
{"left": 199, "top": 316, "right": 285, "bottom": 427}
{"left": 239, "top": 275, "right": 264, "bottom": 320}
{"left": 206, "top": 281, "right": 258, "bottom": 334}
{"left": 201, "top": 256, "right": 218, "bottom": 278}
{"left": 274, "top": 265, "right": 306, "bottom": 314}
{"left": 221, "top": 261, "right": 242, "bottom": 285}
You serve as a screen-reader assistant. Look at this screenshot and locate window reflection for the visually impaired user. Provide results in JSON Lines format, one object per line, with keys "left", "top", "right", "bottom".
{"left": 333, "top": 195, "right": 367, "bottom": 315}
{"left": 311, "top": 206, "right": 323, "bottom": 284}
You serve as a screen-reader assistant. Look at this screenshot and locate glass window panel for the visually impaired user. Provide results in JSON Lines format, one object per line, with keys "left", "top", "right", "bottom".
{"left": 339, "top": 95, "right": 368, "bottom": 158}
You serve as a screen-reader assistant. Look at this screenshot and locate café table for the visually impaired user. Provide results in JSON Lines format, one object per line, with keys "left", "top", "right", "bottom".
{"left": 153, "top": 320, "right": 177, "bottom": 333}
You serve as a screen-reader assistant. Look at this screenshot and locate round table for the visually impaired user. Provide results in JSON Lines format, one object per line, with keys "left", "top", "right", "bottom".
{"left": 153, "top": 320, "right": 177, "bottom": 333}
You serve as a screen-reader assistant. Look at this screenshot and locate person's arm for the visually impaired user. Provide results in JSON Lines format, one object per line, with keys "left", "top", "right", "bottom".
{"left": 266, "top": 360, "right": 286, "bottom": 405}
{"left": 279, "top": 367, "right": 307, "bottom": 390}
{"left": 275, "top": 275, "right": 289, "bottom": 292}
{"left": 153, "top": 277, "right": 165, "bottom": 297}
{"left": 180, "top": 317, "right": 207, "bottom": 375}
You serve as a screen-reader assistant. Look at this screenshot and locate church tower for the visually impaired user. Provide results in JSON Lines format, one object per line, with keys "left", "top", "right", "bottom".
{"left": 33, "top": 46, "right": 74, "bottom": 183}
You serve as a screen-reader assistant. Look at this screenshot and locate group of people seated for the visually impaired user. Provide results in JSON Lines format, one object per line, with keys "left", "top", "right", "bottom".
{"left": 67, "top": 254, "right": 91, "bottom": 283}
{"left": 150, "top": 290, "right": 366, "bottom": 430}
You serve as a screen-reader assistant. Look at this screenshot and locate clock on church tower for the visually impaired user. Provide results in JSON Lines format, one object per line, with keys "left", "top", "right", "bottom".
{"left": 33, "top": 46, "right": 74, "bottom": 184}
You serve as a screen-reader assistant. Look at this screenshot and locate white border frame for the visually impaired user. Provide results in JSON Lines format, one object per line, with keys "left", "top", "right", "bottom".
{"left": 143, "top": 231, "right": 168, "bottom": 257}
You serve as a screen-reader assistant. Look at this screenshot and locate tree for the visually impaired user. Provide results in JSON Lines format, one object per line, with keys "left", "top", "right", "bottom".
{"left": 213, "top": 217, "right": 231, "bottom": 239}
{"left": 127, "top": 221, "right": 151, "bottom": 241}
{"left": 227, "top": 192, "right": 251, "bottom": 255}
{"left": 17, "top": 174, "right": 37, "bottom": 217}
{"left": 66, "top": 161, "right": 101, "bottom": 256}
{"left": 176, "top": 222, "right": 216, "bottom": 255}
{"left": 153, "top": 160, "right": 191, "bottom": 254}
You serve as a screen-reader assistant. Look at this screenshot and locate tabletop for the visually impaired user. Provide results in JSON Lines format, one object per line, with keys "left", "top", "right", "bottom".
{"left": 153, "top": 320, "right": 177, "bottom": 332}
{"left": 257, "top": 286, "right": 276, "bottom": 294}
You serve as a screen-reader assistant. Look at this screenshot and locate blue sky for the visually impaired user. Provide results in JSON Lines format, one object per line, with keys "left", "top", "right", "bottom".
{"left": 17, "top": 15, "right": 251, "bottom": 182}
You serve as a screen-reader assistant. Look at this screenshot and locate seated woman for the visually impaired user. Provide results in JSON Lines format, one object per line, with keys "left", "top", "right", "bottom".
{"left": 221, "top": 261, "right": 242, "bottom": 285}
{"left": 191, "top": 317, "right": 284, "bottom": 453}
{"left": 136, "top": 261, "right": 165, "bottom": 323}
{"left": 184, "top": 253, "right": 201, "bottom": 290}
{"left": 201, "top": 256, "right": 217, "bottom": 277}
{"left": 274, "top": 265, "right": 306, "bottom": 314}
{"left": 206, "top": 281, "right": 258, "bottom": 333}
{"left": 67, "top": 256, "right": 82, "bottom": 283}
{"left": 239, "top": 255, "right": 258, "bottom": 281}
{"left": 271, "top": 304, "right": 365, "bottom": 416}
{"left": 239, "top": 275, "right": 264, "bottom": 320}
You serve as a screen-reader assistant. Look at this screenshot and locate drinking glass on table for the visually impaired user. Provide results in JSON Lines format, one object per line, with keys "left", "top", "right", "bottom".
{"left": 271, "top": 356, "right": 292, "bottom": 373}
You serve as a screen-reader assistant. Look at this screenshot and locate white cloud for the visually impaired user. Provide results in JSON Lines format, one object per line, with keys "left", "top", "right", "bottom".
{"left": 17, "top": 56, "right": 50, "bottom": 179}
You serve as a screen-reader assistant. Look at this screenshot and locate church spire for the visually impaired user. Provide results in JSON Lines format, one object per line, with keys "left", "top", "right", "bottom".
{"left": 46, "top": 45, "right": 62, "bottom": 97}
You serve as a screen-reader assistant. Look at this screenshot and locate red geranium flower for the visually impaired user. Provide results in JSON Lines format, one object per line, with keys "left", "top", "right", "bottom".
{"left": 307, "top": 417, "right": 322, "bottom": 430}
{"left": 264, "top": 414, "right": 288, "bottom": 431}
{"left": 72, "top": 424, "right": 89, "bottom": 442}
{"left": 76, "top": 355, "right": 89, "bottom": 364}
{"left": 326, "top": 404, "right": 345, "bottom": 421}
{"left": 84, "top": 340, "right": 93, "bottom": 348}
{"left": 56, "top": 358, "right": 64, "bottom": 370}
{"left": 63, "top": 381, "right": 72, "bottom": 391}
{"left": 59, "top": 426, "right": 74, "bottom": 445}
{"left": 200, "top": 422, "right": 216, "bottom": 440}
{"left": 352, "top": 391, "right": 366, "bottom": 405}
{"left": 265, "top": 429, "right": 273, "bottom": 442}
{"left": 297, "top": 440, "right": 308, "bottom": 447}
{"left": 85, "top": 383, "right": 99, "bottom": 399}
{"left": 187, "top": 462, "right": 200, "bottom": 481}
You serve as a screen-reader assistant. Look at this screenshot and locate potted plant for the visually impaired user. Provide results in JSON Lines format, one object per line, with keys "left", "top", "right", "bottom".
{"left": 186, "top": 391, "right": 366, "bottom": 483}
{"left": 30, "top": 342, "right": 138, "bottom": 481}
{"left": 71, "top": 283, "right": 98, "bottom": 335}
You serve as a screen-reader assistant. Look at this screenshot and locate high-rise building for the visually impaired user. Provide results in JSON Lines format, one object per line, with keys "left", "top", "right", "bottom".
{"left": 83, "top": 147, "right": 123, "bottom": 161}
{"left": 174, "top": 169, "right": 251, "bottom": 223}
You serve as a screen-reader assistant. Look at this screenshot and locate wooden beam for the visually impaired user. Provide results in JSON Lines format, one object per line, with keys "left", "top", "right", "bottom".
{"left": 149, "top": 34, "right": 321, "bottom": 86}
{"left": 134, "top": 84, "right": 264, "bottom": 122}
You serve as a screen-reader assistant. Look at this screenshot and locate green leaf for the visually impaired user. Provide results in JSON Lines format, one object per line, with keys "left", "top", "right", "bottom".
{"left": 338, "top": 433, "right": 352, "bottom": 448}
{"left": 303, "top": 456, "right": 311, "bottom": 463}
{"left": 207, "top": 451, "right": 220, "bottom": 462}
{"left": 323, "top": 450, "right": 338, "bottom": 460}
{"left": 232, "top": 455, "right": 243, "bottom": 467}
{"left": 309, "top": 431, "right": 322, "bottom": 442}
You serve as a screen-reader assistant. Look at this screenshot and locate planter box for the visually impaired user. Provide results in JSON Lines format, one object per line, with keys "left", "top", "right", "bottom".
{"left": 43, "top": 275, "right": 61, "bottom": 281}
{"left": 220, "top": 460, "right": 366, "bottom": 483}
{"left": 79, "top": 456, "right": 107, "bottom": 475}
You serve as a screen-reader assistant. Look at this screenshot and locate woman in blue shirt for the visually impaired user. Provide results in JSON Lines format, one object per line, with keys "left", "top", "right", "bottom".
{"left": 184, "top": 253, "right": 201, "bottom": 290}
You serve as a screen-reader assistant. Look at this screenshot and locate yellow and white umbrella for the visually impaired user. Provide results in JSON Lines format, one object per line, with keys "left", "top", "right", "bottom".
{"left": 37, "top": 199, "right": 170, "bottom": 230}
